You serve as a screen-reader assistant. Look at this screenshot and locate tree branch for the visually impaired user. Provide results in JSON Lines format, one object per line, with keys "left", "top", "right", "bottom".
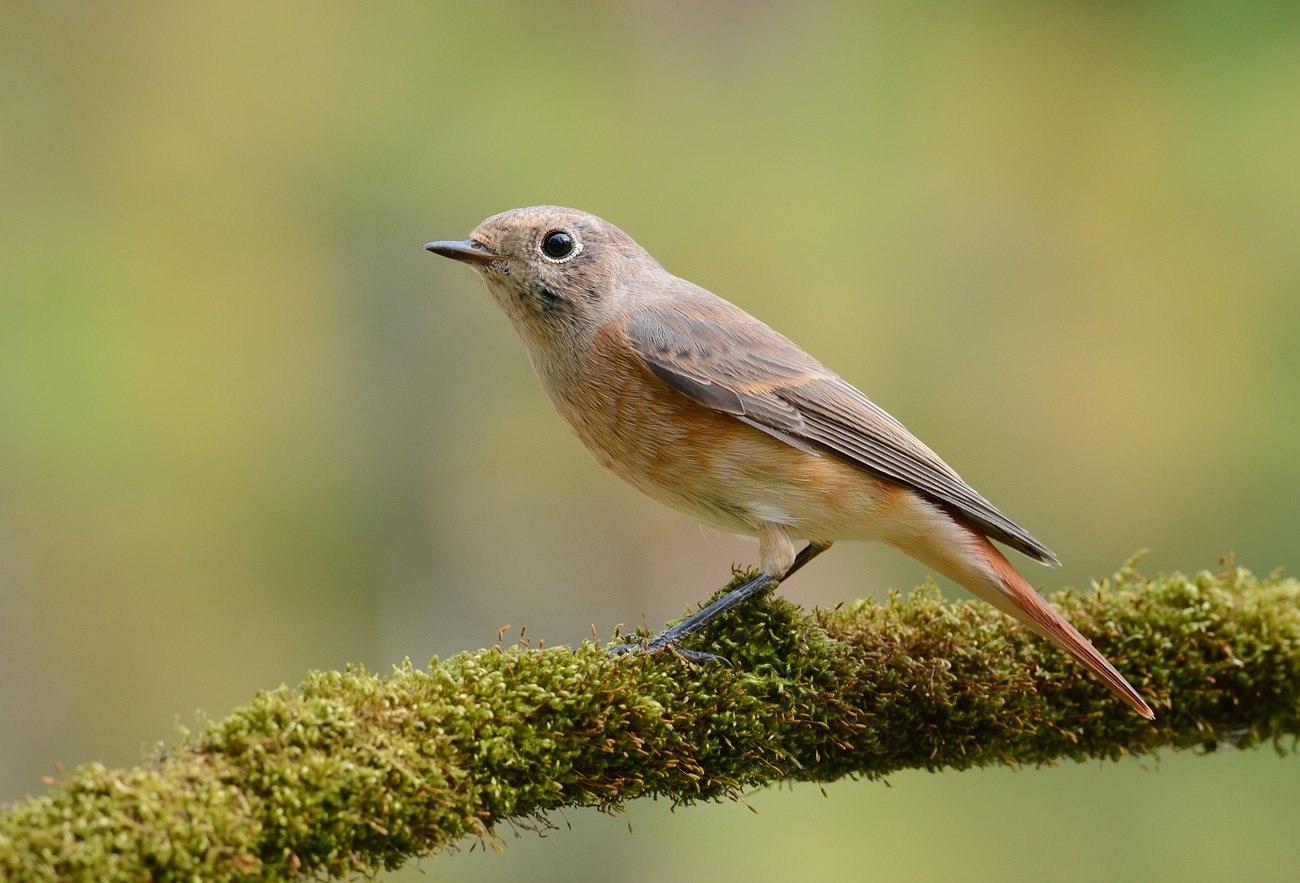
{"left": 2, "top": 561, "right": 1297, "bottom": 881}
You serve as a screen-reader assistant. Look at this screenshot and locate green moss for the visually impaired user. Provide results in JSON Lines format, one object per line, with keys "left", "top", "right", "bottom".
{"left": 1, "top": 562, "right": 1297, "bottom": 881}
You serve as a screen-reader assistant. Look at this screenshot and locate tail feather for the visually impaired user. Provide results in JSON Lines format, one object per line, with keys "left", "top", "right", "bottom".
{"left": 889, "top": 505, "right": 1155, "bottom": 719}
{"left": 978, "top": 538, "right": 1155, "bottom": 720}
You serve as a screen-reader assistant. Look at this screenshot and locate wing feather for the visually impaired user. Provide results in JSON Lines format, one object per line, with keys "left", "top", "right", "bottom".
{"left": 625, "top": 296, "right": 1058, "bottom": 564}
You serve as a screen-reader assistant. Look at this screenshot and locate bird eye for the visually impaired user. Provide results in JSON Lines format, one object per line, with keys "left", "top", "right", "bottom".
{"left": 540, "top": 230, "right": 577, "bottom": 261}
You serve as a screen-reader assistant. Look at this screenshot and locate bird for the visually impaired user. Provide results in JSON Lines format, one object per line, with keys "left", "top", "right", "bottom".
{"left": 424, "top": 205, "right": 1154, "bottom": 719}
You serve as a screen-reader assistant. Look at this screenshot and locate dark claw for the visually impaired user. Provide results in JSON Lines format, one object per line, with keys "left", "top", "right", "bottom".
{"left": 671, "top": 646, "right": 734, "bottom": 667}
{"left": 606, "top": 641, "right": 734, "bottom": 668}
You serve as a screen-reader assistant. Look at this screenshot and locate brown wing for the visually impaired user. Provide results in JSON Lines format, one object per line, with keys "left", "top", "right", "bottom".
{"left": 625, "top": 291, "right": 1059, "bottom": 565}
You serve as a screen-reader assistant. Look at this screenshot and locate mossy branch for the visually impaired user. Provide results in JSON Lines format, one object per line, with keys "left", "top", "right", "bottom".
{"left": 2, "top": 561, "right": 1298, "bottom": 881}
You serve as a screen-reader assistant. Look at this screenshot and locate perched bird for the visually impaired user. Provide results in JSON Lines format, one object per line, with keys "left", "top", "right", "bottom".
{"left": 425, "top": 206, "right": 1154, "bottom": 719}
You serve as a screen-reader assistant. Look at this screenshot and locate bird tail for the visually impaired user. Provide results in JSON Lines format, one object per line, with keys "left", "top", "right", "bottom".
{"left": 975, "top": 537, "right": 1154, "bottom": 719}
{"left": 891, "top": 513, "right": 1155, "bottom": 719}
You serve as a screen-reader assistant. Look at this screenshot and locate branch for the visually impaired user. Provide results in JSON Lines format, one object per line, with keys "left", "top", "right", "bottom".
{"left": 2, "top": 561, "right": 1297, "bottom": 881}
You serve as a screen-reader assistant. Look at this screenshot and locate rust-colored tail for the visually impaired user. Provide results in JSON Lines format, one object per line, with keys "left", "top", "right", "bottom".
{"left": 891, "top": 510, "right": 1155, "bottom": 719}
{"left": 975, "top": 538, "right": 1155, "bottom": 719}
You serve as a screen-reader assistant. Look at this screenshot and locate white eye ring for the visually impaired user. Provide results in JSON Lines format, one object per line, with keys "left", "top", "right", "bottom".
{"left": 539, "top": 229, "right": 581, "bottom": 263}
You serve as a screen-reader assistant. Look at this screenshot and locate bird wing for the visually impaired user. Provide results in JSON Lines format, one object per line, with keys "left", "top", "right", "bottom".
{"left": 624, "top": 292, "right": 1058, "bottom": 565}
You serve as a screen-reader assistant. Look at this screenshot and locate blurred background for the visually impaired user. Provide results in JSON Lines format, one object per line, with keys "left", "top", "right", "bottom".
{"left": 2, "top": 1, "right": 1298, "bottom": 880}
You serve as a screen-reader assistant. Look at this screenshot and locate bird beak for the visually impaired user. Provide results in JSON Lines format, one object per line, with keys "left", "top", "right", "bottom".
{"left": 423, "top": 239, "right": 508, "bottom": 265}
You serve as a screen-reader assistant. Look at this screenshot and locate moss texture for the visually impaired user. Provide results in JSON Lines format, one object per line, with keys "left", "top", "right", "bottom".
{"left": 1, "top": 561, "right": 1297, "bottom": 881}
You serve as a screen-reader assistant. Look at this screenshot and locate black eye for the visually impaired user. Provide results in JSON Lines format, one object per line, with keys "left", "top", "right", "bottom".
{"left": 541, "top": 230, "right": 575, "bottom": 260}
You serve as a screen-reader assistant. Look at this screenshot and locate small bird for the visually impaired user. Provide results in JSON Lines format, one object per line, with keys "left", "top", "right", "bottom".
{"left": 425, "top": 206, "right": 1154, "bottom": 719}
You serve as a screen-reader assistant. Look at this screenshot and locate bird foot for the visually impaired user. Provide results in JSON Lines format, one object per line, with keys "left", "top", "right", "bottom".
{"left": 606, "top": 641, "right": 734, "bottom": 668}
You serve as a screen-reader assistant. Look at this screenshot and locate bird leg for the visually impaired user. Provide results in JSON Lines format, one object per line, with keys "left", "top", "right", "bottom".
{"left": 607, "top": 539, "right": 833, "bottom": 665}
{"left": 607, "top": 571, "right": 777, "bottom": 666}
{"left": 784, "top": 539, "right": 833, "bottom": 579}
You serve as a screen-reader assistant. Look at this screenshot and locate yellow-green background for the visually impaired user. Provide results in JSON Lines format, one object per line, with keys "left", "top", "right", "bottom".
{"left": 3, "top": 2, "right": 1298, "bottom": 880}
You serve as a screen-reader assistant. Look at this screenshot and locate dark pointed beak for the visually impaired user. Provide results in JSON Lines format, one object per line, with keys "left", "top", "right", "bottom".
{"left": 423, "top": 239, "right": 507, "bottom": 265}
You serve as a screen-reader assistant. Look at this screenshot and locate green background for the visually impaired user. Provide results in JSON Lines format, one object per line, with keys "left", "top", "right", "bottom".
{"left": 3, "top": 2, "right": 1298, "bottom": 880}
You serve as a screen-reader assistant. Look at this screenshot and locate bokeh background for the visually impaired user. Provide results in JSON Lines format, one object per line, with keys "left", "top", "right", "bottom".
{"left": 3, "top": 2, "right": 1299, "bottom": 880}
